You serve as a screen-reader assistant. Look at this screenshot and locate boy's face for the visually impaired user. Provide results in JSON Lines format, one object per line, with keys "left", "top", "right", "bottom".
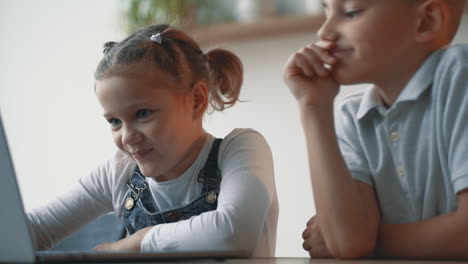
{"left": 319, "top": 0, "right": 421, "bottom": 85}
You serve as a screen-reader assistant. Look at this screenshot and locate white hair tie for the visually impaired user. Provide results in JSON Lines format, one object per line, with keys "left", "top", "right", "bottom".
{"left": 150, "top": 33, "right": 162, "bottom": 44}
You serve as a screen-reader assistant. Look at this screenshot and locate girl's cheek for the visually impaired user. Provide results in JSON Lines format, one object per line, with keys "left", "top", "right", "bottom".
{"left": 112, "top": 133, "right": 124, "bottom": 150}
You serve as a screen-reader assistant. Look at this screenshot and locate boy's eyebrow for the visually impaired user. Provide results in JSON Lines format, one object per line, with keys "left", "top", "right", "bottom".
{"left": 323, "top": 0, "right": 352, "bottom": 8}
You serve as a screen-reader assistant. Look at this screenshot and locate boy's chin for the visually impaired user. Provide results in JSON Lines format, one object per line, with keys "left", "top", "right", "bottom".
{"left": 331, "top": 71, "right": 366, "bottom": 86}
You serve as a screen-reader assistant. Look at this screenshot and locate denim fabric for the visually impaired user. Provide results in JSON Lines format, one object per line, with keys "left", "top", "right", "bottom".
{"left": 123, "top": 139, "right": 222, "bottom": 235}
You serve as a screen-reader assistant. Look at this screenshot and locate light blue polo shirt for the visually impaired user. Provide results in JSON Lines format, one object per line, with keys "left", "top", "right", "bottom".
{"left": 335, "top": 45, "right": 468, "bottom": 224}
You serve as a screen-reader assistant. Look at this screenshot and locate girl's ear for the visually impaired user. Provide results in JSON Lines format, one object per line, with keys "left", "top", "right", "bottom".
{"left": 190, "top": 81, "right": 209, "bottom": 120}
{"left": 414, "top": 0, "right": 450, "bottom": 44}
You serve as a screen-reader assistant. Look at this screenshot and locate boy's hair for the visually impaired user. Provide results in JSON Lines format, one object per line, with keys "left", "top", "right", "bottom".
{"left": 95, "top": 24, "right": 243, "bottom": 112}
{"left": 445, "top": 0, "right": 465, "bottom": 41}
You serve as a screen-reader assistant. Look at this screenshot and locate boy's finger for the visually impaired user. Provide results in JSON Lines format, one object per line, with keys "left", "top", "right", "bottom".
{"left": 302, "top": 227, "right": 312, "bottom": 239}
{"left": 302, "top": 45, "right": 336, "bottom": 73}
{"left": 285, "top": 53, "right": 314, "bottom": 78}
{"left": 307, "top": 56, "right": 329, "bottom": 78}
{"left": 303, "top": 240, "right": 312, "bottom": 251}
{"left": 312, "top": 44, "right": 337, "bottom": 66}
{"left": 295, "top": 49, "right": 326, "bottom": 77}
{"left": 315, "top": 40, "right": 335, "bottom": 50}
{"left": 293, "top": 53, "right": 317, "bottom": 78}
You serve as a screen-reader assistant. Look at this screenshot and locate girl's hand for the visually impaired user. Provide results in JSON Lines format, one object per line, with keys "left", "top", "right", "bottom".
{"left": 94, "top": 226, "right": 152, "bottom": 252}
{"left": 302, "top": 215, "right": 333, "bottom": 258}
{"left": 94, "top": 236, "right": 140, "bottom": 252}
{"left": 283, "top": 41, "right": 340, "bottom": 109}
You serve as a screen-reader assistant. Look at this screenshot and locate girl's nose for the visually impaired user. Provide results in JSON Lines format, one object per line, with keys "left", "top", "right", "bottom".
{"left": 121, "top": 125, "right": 143, "bottom": 146}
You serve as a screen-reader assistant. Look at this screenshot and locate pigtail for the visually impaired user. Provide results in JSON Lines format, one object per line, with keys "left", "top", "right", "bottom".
{"left": 205, "top": 48, "right": 243, "bottom": 111}
{"left": 95, "top": 41, "right": 119, "bottom": 79}
{"left": 155, "top": 27, "right": 244, "bottom": 112}
{"left": 102, "top": 41, "right": 117, "bottom": 55}
{"left": 95, "top": 24, "right": 244, "bottom": 114}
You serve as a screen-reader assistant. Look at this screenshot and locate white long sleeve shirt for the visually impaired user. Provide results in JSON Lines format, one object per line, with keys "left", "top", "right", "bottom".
{"left": 27, "top": 128, "right": 278, "bottom": 257}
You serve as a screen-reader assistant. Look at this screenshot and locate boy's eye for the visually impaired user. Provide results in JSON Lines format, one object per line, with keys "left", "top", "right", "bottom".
{"left": 136, "top": 109, "right": 153, "bottom": 119}
{"left": 108, "top": 118, "right": 122, "bottom": 128}
{"left": 344, "top": 9, "right": 362, "bottom": 19}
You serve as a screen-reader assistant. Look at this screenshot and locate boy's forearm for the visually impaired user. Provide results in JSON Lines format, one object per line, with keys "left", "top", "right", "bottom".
{"left": 300, "top": 105, "right": 378, "bottom": 258}
{"left": 377, "top": 209, "right": 468, "bottom": 259}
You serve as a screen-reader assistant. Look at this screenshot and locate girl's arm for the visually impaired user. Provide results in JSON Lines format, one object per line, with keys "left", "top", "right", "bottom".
{"left": 94, "top": 226, "right": 152, "bottom": 252}
{"left": 27, "top": 151, "right": 131, "bottom": 250}
{"left": 284, "top": 42, "right": 379, "bottom": 259}
{"left": 137, "top": 129, "right": 276, "bottom": 257}
{"left": 27, "top": 163, "right": 117, "bottom": 250}
{"left": 377, "top": 189, "right": 468, "bottom": 259}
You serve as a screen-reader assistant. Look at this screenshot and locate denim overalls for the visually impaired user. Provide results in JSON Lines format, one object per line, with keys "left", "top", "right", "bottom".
{"left": 123, "top": 139, "right": 222, "bottom": 234}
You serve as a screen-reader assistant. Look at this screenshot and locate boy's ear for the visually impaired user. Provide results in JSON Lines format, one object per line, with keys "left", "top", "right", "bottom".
{"left": 190, "top": 81, "right": 209, "bottom": 120}
{"left": 414, "top": 0, "right": 450, "bottom": 43}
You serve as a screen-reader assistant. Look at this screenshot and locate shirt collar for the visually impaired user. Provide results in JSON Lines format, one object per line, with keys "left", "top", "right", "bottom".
{"left": 356, "top": 48, "right": 444, "bottom": 120}
{"left": 356, "top": 86, "right": 380, "bottom": 120}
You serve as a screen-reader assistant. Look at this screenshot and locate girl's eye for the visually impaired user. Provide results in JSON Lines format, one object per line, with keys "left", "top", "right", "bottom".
{"left": 136, "top": 109, "right": 153, "bottom": 119}
{"left": 108, "top": 118, "right": 122, "bottom": 128}
{"left": 344, "top": 9, "right": 362, "bottom": 19}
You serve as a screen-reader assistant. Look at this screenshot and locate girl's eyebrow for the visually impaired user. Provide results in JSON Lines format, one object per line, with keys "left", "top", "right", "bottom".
{"left": 102, "top": 101, "right": 160, "bottom": 118}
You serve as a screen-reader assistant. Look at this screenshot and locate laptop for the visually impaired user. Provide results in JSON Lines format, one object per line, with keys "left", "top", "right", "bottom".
{"left": 0, "top": 115, "right": 238, "bottom": 263}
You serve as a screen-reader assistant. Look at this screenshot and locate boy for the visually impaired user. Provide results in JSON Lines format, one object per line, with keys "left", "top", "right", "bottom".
{"left": 283, "top": 0, "right": 468, "bottom": 259}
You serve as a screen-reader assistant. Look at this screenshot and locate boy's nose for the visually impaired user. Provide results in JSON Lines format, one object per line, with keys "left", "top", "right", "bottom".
{"left": 317, "top": 18, "right": 337, "bottom": 42}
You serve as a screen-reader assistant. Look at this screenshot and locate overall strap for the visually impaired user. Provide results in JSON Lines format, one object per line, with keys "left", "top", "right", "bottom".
{"left": 126, "top": 167, "right": 157, "bottom": 212}
{"left": 197, "top": 138, "right": 222, "bottom": 193}
{"left": 123, "top": 138, "right": 224, "bottom": 234}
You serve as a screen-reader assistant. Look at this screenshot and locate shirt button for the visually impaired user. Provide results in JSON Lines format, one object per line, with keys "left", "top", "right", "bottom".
{"left": 390, "top": 131, "right": 400, "bottom": 142}
{"left": 397, "top": 166, "right": 405, "bottom": 177}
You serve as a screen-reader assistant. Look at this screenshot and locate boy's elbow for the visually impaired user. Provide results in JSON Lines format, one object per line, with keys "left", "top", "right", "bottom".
{"left": 328, "top": 236, "right": 376, "bottom": 259}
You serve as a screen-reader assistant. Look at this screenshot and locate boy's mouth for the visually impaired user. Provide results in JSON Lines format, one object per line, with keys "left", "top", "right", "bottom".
{"left": 331, "top": 47, "right": 354, "bottom": 58}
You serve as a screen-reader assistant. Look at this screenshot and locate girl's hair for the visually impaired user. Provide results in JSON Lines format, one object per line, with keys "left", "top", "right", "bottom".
{"left": 95, "top": 24, "right": 243, "bottom": 112}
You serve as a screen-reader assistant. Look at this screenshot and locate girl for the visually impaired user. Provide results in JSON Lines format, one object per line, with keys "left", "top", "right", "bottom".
{"left": 27, "top": 24, "right": 278, "bottom": 257}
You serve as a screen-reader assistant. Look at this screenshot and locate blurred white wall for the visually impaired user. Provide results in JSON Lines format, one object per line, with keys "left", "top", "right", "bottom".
{"left": 1, "top": 0, "right": 468, "bottom": 257}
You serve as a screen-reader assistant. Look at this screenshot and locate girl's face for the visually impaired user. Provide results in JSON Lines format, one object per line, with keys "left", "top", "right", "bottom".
{"left": 95, "top": 65, "right": 206, "bottom": 182}
{"left": 318, "top": 0, "right": 420, "bottom": 85}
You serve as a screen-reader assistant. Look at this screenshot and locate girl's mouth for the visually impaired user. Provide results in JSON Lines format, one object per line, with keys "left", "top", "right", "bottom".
{"left": 131, "top": 149, "right": 153, "bottom": 160}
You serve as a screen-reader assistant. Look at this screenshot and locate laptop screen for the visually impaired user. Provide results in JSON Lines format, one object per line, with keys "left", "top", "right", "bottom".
{"left": 0, "top": 115, "right": 36, "bottom": 263}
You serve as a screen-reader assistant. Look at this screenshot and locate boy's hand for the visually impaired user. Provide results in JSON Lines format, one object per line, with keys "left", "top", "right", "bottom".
{"left": 302, "top": 215, "right": 333, "bottom": 258}
{"left": 283, "top": 41, "right": 339, "bottom": 109}
{"left": 94, "top": 226, "right": 152, "bottom": 252}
